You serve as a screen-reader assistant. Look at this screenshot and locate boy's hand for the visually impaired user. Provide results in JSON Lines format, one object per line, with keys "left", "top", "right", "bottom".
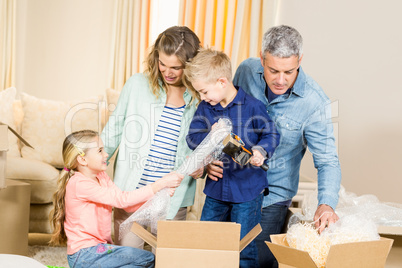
{"left": 250, "top": 150, "right": 264, "bottom": 167}
{"left": 211, "top": 122, "right": 218, "bottom": 130}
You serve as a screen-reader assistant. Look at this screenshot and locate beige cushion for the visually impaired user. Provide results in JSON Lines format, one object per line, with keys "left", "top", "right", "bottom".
{"left": 106, "top": 88, "right": 121, "bottom": 110}
{"left": 20, "top": 93, "right": 105, "bottom": 168}
{"left": 12, "top": 100, "right": 24, "bottom": 134}
{"left": 6, "top": 156, "right": 59, "bottom": 204}
{"left": 0, "top": 88, "right": 20, "bottom": 157}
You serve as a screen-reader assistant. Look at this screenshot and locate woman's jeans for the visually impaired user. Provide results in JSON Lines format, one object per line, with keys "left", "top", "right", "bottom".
{"left": 201, "top": 194, "right": 263, "bottom": 268}
{"left": 67, "top": 243, "right": 155, "bottom": 268}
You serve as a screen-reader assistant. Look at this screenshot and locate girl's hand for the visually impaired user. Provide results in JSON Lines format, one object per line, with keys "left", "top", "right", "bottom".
{"left": 151, "top": 172, "right": 184, "bottom": 194}
{"left": 250, "top": 150, "right": 264, "bottom": 167}
{"left": 162, "top": 172, "right": 184, "bottom": 188}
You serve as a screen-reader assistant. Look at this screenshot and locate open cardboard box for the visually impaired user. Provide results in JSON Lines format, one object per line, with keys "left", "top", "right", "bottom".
{"left": 378, "top": 225, "right": 402, "bottom": 268}
{"left": 266, "top": 233, "right": 393, "bottom": 268}
{"left": 0, "top": 124, "right": 31, "bottom": 255}
{"left": 131, "top": 220, "right": 262, "bottom": 267}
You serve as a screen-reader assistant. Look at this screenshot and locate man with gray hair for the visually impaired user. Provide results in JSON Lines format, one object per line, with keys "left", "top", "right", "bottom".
{"left": 207, "top": 25, "right": 341, "bottom": 267}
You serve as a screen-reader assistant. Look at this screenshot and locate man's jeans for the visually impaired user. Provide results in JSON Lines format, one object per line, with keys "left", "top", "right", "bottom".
{"left": 201, "top": 194, "right": 263, "bottom": 268}
{"left": 256, "top": 204, "right": 289, "bottom": 268}
{"left": 67, "top": 243, "right": 155, "bottom": 268}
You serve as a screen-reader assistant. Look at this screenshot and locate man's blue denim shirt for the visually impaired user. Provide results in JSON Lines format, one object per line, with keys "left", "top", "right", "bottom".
{"left": 186, "top": 87, "right": 280, "bottom": 203}
{"left": 233, "top": 58, "right": 341, "bottom": 209}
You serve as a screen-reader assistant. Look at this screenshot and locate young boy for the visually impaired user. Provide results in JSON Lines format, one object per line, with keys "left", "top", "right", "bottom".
{"left": 184, "top": 48, "right": 280, "bottom": 268}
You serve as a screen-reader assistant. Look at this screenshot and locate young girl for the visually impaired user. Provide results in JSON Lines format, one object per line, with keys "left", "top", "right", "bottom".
{"left": 101, "top": 26, "right": 202, "bottom": 248}
{"left": 50, "top": 130, "right": 183, "bottom": 268}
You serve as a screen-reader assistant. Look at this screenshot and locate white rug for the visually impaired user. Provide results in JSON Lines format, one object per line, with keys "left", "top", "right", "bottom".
{"left": 28, "top": 245, "right": 69, "bottom": 267}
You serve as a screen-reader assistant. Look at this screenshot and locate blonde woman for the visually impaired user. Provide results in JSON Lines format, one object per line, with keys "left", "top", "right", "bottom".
{"left": 101, "top": 26, "right": 202, "bottom": 247}
{"left": 49, "top": 130, "right": 182, "bottom": 268}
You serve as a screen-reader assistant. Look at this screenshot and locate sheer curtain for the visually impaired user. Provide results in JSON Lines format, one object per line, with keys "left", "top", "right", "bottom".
{"left": 108, "top": 0, "right": 153, "bottom": 91}
{"left": 0, "top": 0, "right": 16, "bottom": 91}
{"left": 179, "top": 0, "right": 280, "bottom": 71}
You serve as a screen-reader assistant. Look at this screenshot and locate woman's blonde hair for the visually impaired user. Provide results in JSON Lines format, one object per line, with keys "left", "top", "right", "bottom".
{"left": 145, "top": 26, "right": 201, "bottom": 100}
{"left": 49, "top": 130, "right": 98, "bottom": 246}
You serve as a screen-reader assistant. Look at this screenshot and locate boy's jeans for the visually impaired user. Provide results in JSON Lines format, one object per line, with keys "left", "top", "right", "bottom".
{"left": 201, "top": 194, "right": 263, "bottom": 268}
{"left": 67, "top": 243, "right": 155, "bottom": 268}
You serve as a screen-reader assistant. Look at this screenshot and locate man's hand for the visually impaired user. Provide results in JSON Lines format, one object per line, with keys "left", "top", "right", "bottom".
{"left": 314, "top": 204, "right": 339, "bottom": 233}
{"left": 206, "top": 160, "right": 223, "bottom": 181}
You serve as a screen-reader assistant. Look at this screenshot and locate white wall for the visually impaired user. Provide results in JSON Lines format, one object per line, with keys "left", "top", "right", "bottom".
{"left": 277, "top": 0, "right": 402, "bottom": 203}
{"left": 15, "top": 0, "right": 114, "bottom": 101}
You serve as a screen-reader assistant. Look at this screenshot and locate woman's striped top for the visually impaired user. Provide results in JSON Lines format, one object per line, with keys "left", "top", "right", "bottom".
{"left": 137, "top": 105, "right": 185, "bottom": 188}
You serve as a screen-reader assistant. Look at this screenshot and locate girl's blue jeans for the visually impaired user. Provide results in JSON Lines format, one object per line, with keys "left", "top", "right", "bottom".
{"left": 67, "top": 243, "right": 155, "bottom": 268}
{"left": 201, "top": 193, "right": 263, "bottom": 268}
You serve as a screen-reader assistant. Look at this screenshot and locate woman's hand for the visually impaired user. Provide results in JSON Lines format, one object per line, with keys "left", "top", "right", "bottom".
{"left": 189, "top": 166, "right": 205, "bottom": 179}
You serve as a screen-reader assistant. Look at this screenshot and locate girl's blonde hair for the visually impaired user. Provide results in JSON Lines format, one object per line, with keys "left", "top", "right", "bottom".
{"left": 49, "top": 130, "right": 98, "bottom": 246}
{"left": 145, "top": 26, "right": 201, "bottom": 100}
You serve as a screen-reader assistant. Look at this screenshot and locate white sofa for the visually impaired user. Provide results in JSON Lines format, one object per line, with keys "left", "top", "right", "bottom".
{"left": 1, "top": 87, "right": 117, "bottom": 233}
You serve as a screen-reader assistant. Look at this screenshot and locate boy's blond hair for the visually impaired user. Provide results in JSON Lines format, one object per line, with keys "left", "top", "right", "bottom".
{"left": 184, "top": 48, "right": 232, "bottom": 85}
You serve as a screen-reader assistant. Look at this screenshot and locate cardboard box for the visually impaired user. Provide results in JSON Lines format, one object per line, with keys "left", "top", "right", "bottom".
{"left": 265, "top": 233, "right": 393, "bottom": 268}
{"left": 0, "top": 124, "right": 31, "bottom": 255}
{"left": 378, "top": 225, "right": 402, "bottom": 268}
{"left": 131, "top": 220, "right": 262, "bottom": 267}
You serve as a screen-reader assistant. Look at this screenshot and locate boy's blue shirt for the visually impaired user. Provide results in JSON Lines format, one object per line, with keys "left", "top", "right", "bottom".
{"left": 186, "top": 87, "right": 280, "bottom": 203}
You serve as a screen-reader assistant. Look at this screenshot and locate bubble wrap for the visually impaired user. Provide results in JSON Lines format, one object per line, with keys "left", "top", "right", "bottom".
{"left": 119, "top": 118, "right": 232, "bottom": 239}
{"left": 176, "top": 118, "right": 232, "bottom": 176}
{"left": 285, "top": 185, "right": 402, "bottom": 267}
{"left": 296, "top": 185, "right": 402, "bottom": 227}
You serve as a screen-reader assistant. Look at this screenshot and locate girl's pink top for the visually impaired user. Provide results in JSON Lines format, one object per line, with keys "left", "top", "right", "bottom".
{"left": 64, "top": 171, "right": 154, "bottom": 254}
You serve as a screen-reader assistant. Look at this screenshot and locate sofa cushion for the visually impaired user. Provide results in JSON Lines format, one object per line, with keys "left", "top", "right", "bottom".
{"left": 20, "top": 93, "right": 105, "bottom": 168}
{"left": 105, "top": 88, "right": 120, "bottom": 120}
{"left": 0, "top": 87, "right": 20, "bottom": 157}
{"left": 6, "top": 156, "right": 59, "bottom": 204}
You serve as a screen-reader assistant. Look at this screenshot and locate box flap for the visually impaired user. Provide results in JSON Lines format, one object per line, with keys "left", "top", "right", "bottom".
{"left": 325, "top": 237, "right": 393, "bottom": 268}
{"left": 0, "top": 122, "right": 34, "bottom": 149}
{"left": 378, "top": 225, "right": 402, "bottom": 235}
{"left": 265, "top": 240, "right": 318, "bottom": 268}
{"left": 157, "top": 221, "right": 240, "bottom": 251}
{"left": 239, "top": 224, "right": 262, "bottom": 252}
{"left": 130, "top": 222, "right": 157, "bottom": 248}
{"left": 0, "top": 125, "right": 8, "bottom": 151}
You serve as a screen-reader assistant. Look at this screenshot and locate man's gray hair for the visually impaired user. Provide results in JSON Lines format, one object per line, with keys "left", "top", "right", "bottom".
{"left": 261, "top": 25, "right": 303, "bottom": 59}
